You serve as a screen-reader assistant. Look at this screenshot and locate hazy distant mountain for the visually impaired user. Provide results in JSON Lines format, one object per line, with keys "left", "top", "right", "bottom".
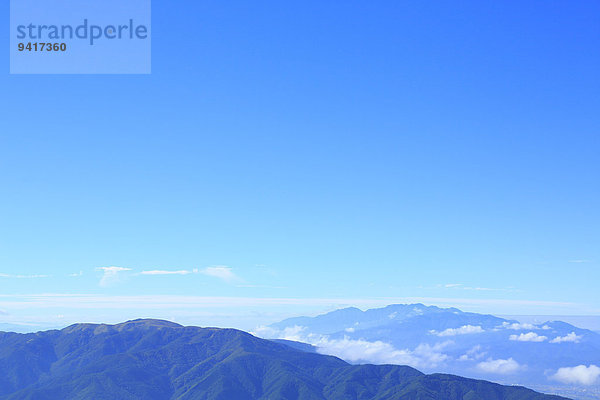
{"left": 0, "top": 323, "right": 59, "bottom": 334}
{"left": 0, "top": 319, "right": 568, "bottom": 400}
{"left": 262, "top": 304, "right": 600, "bottom": 399}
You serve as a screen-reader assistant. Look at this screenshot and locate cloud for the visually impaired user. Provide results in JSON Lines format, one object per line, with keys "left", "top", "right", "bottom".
{"left": 68, "top": 271, "right": 83, "bottom": 277}
{"left": 458, "top": 345, "right": 486, "bottom": 361}
{"left": 140, "top": 270, "right": 194, "bottom": 275}
{"left": 439, "top": 283, "right": 514, "bottom": 292}
{"left": 501, "top": 322, "right": 538, "bottom": 330}
{"left": 0, "top": 273, "right": 50, "bottom": 279}
{"left": 316, "top": 338, "right": 451, "bottom": 369}
{"left": 97, "top": 266, "right": 131, "bottom": 287}
{"left": 509, "top": 332, "right": 547, "bottom": 342}
{"left": 200, "top": 266, "right": 239, "bottom": 283}
{"left": 253, "top": 325, "right": 451, "bottom": 369}
{"left": 552, "top": 365, "right": 600, "bottom": 385}
{"left": 431, "top": 325, "right": 484, "bottom": 337}
{"left": 477, "top": 358, "right": 522, "bottom": 374}
{"left": 550, "top": 332, "right": 582, "bottom": 344}
{"left": 568, "top": 260, "right": 591, "bottom": 264}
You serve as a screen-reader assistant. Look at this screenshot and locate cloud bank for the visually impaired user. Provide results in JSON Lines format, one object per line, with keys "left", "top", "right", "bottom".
{"left": 315, "top": 338, "right": 451, "bottom": 369}
{"left": 552, "top": 365, "right": 600, "bottom": 385}
{"left": 253, "top": 325, "right": 451, "bottom": 369}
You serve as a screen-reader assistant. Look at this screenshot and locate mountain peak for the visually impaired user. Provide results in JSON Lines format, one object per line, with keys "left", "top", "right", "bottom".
{"left": 115, "top": 319, "right": 183, "bottom": 328}
{"left": 62, "top": 319, "right": 183, "bottom": 334}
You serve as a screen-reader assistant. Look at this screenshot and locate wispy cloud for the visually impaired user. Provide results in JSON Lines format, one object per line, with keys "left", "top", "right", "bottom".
{"left": 476, "top": 358, "right": 522, "bottom": 374}
{"left": 200, "top": 266, "right": 240, "bottom": 283}
{"left": 458, "top": 345, "right": 486, "bottom": 361}
{"left": 68, "top": 271, "right": 83, "bottom": 277}
{"left": 97, "top": 266, "right": 131, "bottom": 287}
{"left": 509, "top": 332, "right": 547, "bottom": 342}
{"left": 140, "top": 269, "right": 196, "bottom": 275}
{"left": 0, "top": 273, "right": 50, "bottom": 279}
{"left": 569, "top": 260, "right": 591, "bottom": 264}
{"left": 550, "top": 332, "right": 582, "bottom": 344}
{"left": 438, "top": 284, "right": 516, "bottom": 292}
{"left": 552, "top": 365, "right": 600, "bottom": 385}
{"left": 430, "top": 325, "right": 484, "bottom": 337}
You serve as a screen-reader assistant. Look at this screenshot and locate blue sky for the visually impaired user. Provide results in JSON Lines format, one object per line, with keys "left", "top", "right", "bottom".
{"left": 1, "top": 1, "right": 599, "bottom": 330}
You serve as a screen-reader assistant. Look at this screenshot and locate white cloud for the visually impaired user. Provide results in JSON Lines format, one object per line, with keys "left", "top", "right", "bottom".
{"left": 477, "top": 358, "right": 522, "bottom": 374}
{"left": 97, "top": 266, "right": 131, "bottom": 287}
{"left": 253, "top": 325, "right": 451, "bottom": 369}
{"left": 68, "top": 271, "right": 83, "bottom": 277}
{"left": 431, "top": 325, "right": 484, "bottom": 337}
{"left": 140, "top": 270, "right": 193, "bottom": 275}
{"left": 501, "top": 322, "right": 537, "bottom": 330}
{"left": 251, "top": 325, "right": 282, "bottom": 338}
{"left": 200, "top": 266, "right": 239, "bottom": 283}
{"left": 569, "top": 260, "right": 591, "bottom": 264}
{"left": 550, "top": 332, "right": 582, "bottom": 344}
{"left": 552, "top": 365, "right": 600, "bottom": 385}
{"left": 345, "top": 327, "right": 355, "bottom": 333}
{"left": 314, "top": 338, "right": 451, "bottom": 369}
{"left": 509, "top": 332, "right": 547, "bottom": 342}
{"left": 273, "top": 325, "right": 310, "bottom": 341}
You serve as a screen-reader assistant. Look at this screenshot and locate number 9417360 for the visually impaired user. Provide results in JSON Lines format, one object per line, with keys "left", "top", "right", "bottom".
{"left": 18, "top": 42, "right": 67, "bottom": 52}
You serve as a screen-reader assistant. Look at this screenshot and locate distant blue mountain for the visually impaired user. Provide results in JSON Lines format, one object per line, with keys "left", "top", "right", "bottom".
{"left": 264, "top": 304, "right": 600, "bottom": 399}
{"left": 0, "top": 323, "right": 59, "bottom": 334}
{"left": 0, "top": 319, "right": 568, "bottom": 400}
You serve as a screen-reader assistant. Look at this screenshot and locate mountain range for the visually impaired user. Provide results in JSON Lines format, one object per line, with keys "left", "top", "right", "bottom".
{"left": 0, "top": 319, "right": 569, "bottom": 400}
{"left": 259, "top": 304, "right": 600, "bottom": 400}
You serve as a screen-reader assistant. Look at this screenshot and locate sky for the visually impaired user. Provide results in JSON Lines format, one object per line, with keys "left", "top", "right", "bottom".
{"left": 1, "top": 1, "right": 599, "bottom": 331}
